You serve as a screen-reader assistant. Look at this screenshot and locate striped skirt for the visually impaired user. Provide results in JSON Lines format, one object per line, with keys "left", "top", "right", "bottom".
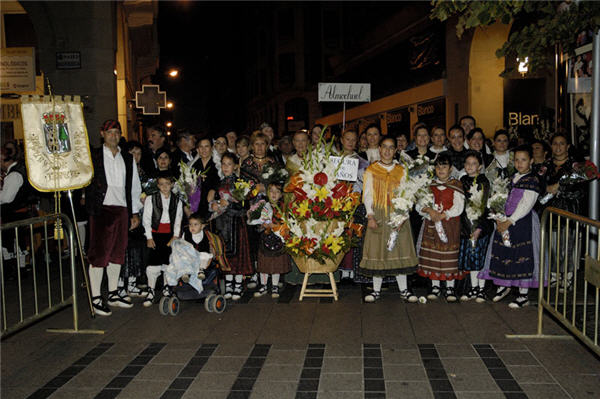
{"left": 417, "top": 216, "right": 464, "bottom": 281}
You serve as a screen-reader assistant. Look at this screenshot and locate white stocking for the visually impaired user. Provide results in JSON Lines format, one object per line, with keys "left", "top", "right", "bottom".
{"left": 519, "top": 288, "right": 528, "bottom": 295}
{"left": 146, "top": 265, "right": 162, "bottom": 289}
{"left": 446, "top": 280, "right": 455, "bottom": 288}
{"left": 432, "top": 280, "right": 441, "bottom": 287}
{"left": 235, "top": 274, "right": 243, "bottom": 283}
{"left": 470, "top": 271, "right": 479, "bottom": 287}
{"left": 272, "top": 274, "right": 280, "bottom": 287}
{"left": 88, "top": 266, "right": 103, "bottom": 298}
{"left": 260, "top": 273, "right": 269, "bottom": 285}
{"left": 373, "top": 276, "right": 383, "bottom": 293}
{"left": 395, "top": 274, "right": 407, "bottom": 291}
{"left": 107, "top": 263, "right": 121, "bottom": 292}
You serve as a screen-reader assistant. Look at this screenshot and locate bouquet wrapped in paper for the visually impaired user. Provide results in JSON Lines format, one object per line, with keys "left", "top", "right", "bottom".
{"left": 416, "top": 188, "right": 448, "bottom": 243}
{"left": 387, "top": 158, "right": 433, "bottom": 251}
{"left": 539, "top": 160, "right": 600, "bottom": 205}
{"left": 173, "top": 161, "right": 203, "bottom": 213}
{"left": 231, "top": 178, "right": 256, "bottom": 206}
{"left": 487, "top": 176, "right": 511, "bottom": 247}
{"left": 464, "top": 179, "right": 486, "bottom": 248}
{"left": 247, "top": 199, "right": 274, "bottom": 226}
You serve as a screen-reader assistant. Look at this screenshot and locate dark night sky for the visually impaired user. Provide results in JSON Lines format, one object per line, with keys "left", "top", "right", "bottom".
{"left": 156, "top": 1, "right": 246, "bottom": 136}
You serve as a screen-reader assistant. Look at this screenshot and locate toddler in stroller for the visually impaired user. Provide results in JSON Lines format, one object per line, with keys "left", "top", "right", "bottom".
{"left": 160, "top": 213, "right": 231, "bottom": 315}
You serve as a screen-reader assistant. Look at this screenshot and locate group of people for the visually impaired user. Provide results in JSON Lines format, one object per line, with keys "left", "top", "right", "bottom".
{"left": 0, "top": 114, "right": 591, "bottom": 315}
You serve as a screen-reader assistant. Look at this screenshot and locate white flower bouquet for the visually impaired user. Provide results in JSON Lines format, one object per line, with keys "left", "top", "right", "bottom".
{"left": 387, "top": 159, "right": 433, "bottom": 251}
{"left": 416, "top": 187, "right": 448, "bottom": 243}
{"left": 464, "top": 179, "right": 486, "bottom": 248}
{"left": 487, "top": 176, "right": 511, "bottom": 247}
{"left": 173, "top": 161, "right": 202, "bottom": 212}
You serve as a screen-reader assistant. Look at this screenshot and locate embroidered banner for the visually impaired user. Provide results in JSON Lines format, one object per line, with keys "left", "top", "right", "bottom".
{"left": 21, "top": 95, "right": 93, "bottom": 191}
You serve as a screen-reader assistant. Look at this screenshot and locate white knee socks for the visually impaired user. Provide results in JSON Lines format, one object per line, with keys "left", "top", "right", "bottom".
{"left": 470, "top": 271, "right": 486, "bottom": 289}
{"left": 373, "top": 276, "right": 383, "bottom": 292}
{"left": 446, "top": 280, "right": 455, "bottom": 288}
{"left": 235, "top": 274, "right": 243, "bottom": 284}
{"left": 519, "top": 288, "right": 528, "bottom": 296}
{"left": 272, "top": 274, "right": 280, "bottom": 287}
{"left": 260, "top": 273, "right": 268, "bottom": 285}
{"left": 432, "top": 280, "right": 440, "bottom": 287}
{"left": 107, "top": 263, "right": 121, "bottom": 292}
{"left": 146, "top": 265, "right": 162, "bottom": 289}
{"left": 88, "top": 266, "right": 104, "bottom": 298}
{"left": 395, "top": 274, "right": 407, "bottom": 291}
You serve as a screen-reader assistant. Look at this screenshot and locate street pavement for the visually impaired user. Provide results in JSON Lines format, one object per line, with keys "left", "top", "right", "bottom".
{"left": 2, "top": 282, "right": 600, "bottom": 399}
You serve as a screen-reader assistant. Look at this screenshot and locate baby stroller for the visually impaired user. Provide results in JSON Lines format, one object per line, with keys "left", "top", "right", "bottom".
{"left": 158, "top": 238, "right": 227, "bottom": 316}
{"left": 159, "top": 261, "right": 226, "bottom": 315}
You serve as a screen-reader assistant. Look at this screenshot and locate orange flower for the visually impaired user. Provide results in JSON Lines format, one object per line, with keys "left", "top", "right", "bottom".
{"left": 284, "top": 173, "right": 304, "bottom": 193}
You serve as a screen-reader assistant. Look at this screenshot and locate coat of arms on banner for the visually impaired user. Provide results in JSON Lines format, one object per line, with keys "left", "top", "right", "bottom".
{"left": 43, "top": 112, "right": 72, "bottom": 153}
{"left": 21, "top": 95, "right": 93, "bottom": 192}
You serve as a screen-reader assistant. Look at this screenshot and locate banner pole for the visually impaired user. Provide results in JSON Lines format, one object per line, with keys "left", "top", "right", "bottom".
{"left": 342, "top": 102, "right": 346, "bottom": 132}
{"left": 590, "top": 30, "right": 600, "bottom": 257}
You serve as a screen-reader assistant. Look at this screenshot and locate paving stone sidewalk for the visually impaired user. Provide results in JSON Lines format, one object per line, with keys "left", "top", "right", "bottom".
{"left": 2, "top": 283, "right": 599, "bottom": 399}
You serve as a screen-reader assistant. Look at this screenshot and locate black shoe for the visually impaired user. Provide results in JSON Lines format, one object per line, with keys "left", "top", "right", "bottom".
{"left": 475, "top": 288, "right": 486, "bottom": 303}
{"left": 92, "top": 296, "right": 112, "bottom": 316}
{"left": 427, "top": 286, "right": 441, "bottom": 300}
{"left": 508, "top": 295, "right": 529, "bottom": 309}
{"left": 445, "top": 287, "right": 457, "bottom": 302}
{"left": 492, "top": 287, "right": 511, "bottom": 302}
{"left": 108, "top": 290, "right": 133, "bottom": 309}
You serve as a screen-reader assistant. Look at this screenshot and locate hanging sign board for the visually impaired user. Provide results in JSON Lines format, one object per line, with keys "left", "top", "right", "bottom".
{"left": 318, "top": 83, "right": 371, "bottom": 102}
{"left": 0, "top": 47, "right": 36, "bottom": 92}
{"left": 56, "top": 52, "right": 81, "bottom": 70}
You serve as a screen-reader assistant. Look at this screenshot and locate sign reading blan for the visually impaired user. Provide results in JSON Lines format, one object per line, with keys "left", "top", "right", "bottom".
{"left": 329, "top": 156, "right": 359, "bottom": 181}
{"left": 318, "top": 83, "right": 371, "bottom": 102}
{"left": 508, "top": 112, "right": 539, "bottom": 126}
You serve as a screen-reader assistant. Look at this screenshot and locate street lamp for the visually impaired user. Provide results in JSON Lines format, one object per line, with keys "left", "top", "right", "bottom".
{"left": 168, "top": 69, "right": 179, "bottom": 78}
{"left": 517, "top": 57, "right": 529, "bottom": 76}
{"left": 166, "top": 121, "right": 172, "bottom": 127}
{"left": 166, "top": 101, "right": 174, "bottom": 109}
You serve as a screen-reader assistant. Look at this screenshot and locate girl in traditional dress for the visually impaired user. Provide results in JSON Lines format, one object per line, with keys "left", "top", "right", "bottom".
{"left": 253, "top": 183, "right": 291, "bottom": 298}
{"left": 211, "top": 152, "right": 253, "bottom": 300}
{"left": 417, "top": 152, "right": 465, "bottom": 302}
{"left": 359, "top": 136, "right": 419, "bottom": 303}
{"left": 458, "top": 151, "right": 492, "bottom": 303}
{"left": 479, "top": 145, "right": 541, "bottom": 308}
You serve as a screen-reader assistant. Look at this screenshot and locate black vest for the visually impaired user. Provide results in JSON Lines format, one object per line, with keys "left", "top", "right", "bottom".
{"left": 183, "top": 228, "right": 210, "bottom": 253}
{"left": 85, "top": 147, "right": 134, "bottom": 216}
{"left": 0, "top": 162, "right": 31, "bottom": 220}
{"left": 151, "top": 193, "right": 178, "bottom": 232}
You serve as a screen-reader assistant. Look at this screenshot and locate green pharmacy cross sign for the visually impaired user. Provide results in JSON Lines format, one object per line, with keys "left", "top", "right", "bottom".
{"left": 135, "top": 84, "right": 167, "bottom": 115}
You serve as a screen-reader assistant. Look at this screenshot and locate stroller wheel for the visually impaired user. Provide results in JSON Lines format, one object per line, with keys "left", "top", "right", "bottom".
{"left": 168, "top": 297, "right": 180, "bottom": 316}
{"left": 212, "top": 295, "right": 226, "bottom": 314}
{"left": 159, "top": 297, "right": 169, "bottom": 316}
{"left": 204, "top": 294, "right": 216, "bottom": 312}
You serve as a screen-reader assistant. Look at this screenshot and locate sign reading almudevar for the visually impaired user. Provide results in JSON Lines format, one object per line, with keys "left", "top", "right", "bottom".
{"left": 318, "top": 83, "right": 371, "bottom": 102}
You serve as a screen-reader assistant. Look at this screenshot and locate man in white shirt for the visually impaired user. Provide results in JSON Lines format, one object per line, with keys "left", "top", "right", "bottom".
{"left": 85, "top": 120, "right": 142, "bottom": 316}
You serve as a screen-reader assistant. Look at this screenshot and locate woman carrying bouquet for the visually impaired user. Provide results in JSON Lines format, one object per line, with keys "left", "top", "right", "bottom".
{"left": 479, "top": 145, "right": 541, "bottom": 308}
{"left": 458, "top": 151, "right": 492, "bottom": 302}
{"left": 211, "top": 152, "right": 253, "bottom": 300}
{"left": 541, "top": 133, "right": 588, "bottom": 291}
{"left": 416, "top": 152, "right": 465, "bottom": 302}
{"left": 359, "top": 136, "right": 419, "bottom": 303}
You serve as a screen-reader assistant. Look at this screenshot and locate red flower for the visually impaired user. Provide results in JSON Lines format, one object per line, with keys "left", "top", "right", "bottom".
{"left": 331, "top": 182, "right": 348, "bottom": 199}
{"left": 314, "top": 172, "right": 328, "bottom": 186}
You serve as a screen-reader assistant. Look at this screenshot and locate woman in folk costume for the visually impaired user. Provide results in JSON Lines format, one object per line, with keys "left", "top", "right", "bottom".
{"left": 359, "top": 136, "right": 419, "bottom": 303}
{"left": 416, "top": 152, "right": 465, "bottom": 302}
{"left": 479, "top": 145, "right": 542, "bottom": 308}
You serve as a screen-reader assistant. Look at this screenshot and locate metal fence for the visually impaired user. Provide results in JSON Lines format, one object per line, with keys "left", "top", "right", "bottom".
{"left": 508, "top": 207, "right": 600, "bottom": 356}
{"left": 1, "top": 213, "right": 100, "bottom": 339}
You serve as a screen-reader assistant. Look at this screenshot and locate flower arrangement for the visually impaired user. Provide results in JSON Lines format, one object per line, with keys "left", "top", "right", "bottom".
{"left": 173, "top": 161, "right": 203, "bottom": 212}
{"left": 278, "top": 128, "right": 361, "bottom": 264}
{"left": 387, "top": 158, "right": 433, "bottom": 250}
{"left": 539, "top": 160, "right": 600, "bottom": 205}
{"left": 464, "top": 178, "right": 486, "bottom": 247}
{"left": 487, "top": 176, "right": 511, "bottom": 246}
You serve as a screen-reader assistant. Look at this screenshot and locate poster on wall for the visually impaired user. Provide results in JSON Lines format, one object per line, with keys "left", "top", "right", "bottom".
{"left": 571, "top": 93, "right": 591, "bottom": 156}
{"left": 567, "top": 49, "right": 592, "bottom": 94}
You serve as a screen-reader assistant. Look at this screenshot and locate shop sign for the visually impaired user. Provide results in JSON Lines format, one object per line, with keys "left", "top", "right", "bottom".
{"left": 0, "top": 47, "right": 36, "bottom": 92}
{"left": 56, "top": 52, "right": 81, "bottom": 70}
{"left": 318, "top": 83, "right": 371, "bottom": 102}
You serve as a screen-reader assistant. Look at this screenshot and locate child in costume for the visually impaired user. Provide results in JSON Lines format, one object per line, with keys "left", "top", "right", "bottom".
{"left": 358, "top": 136, "right": 419, "bottom": 303}
{"left": 210, "top": 152, "right": 253, "bottom": 300}
{"left": 142, "top": 172, "right": 183, "bottom": 307}
{"left": 416, "top": 152, "right": 465, "bottom": 302}
{"left": 252, "top": 183, "right": 290, "bottom": 298}
{"left": 479, "top": 145, "right": 541, "bottom": 308}
{"left": 458, "top": 151, "right": 492, "bottom": 303}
